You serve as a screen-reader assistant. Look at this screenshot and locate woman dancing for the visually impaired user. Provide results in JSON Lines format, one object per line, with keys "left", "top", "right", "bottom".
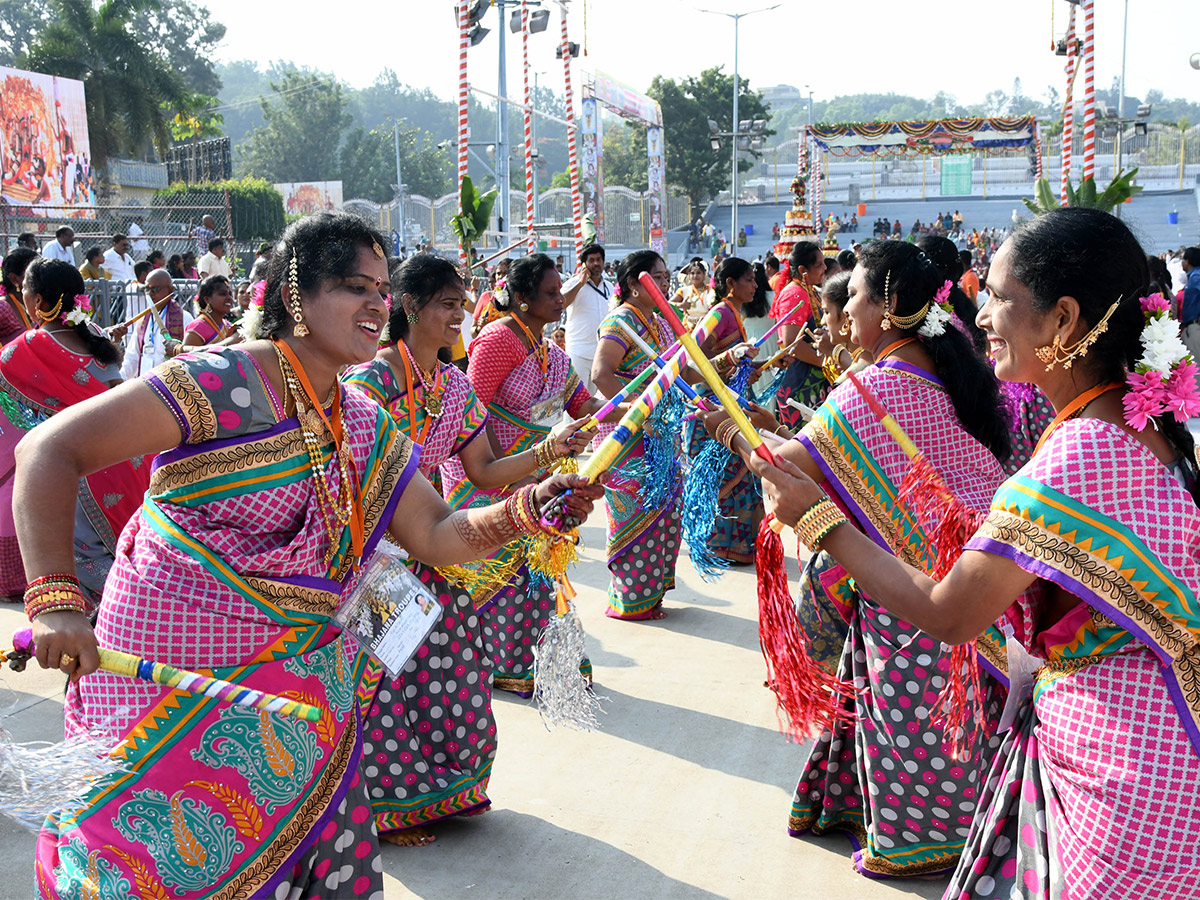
{"left": 18, "top": 213, "right": 600, "bottom": 899}
{"left": 590, "top": 249, "right": 684, "bottom": 619}
{"left": 342, "top": 253, "right": 588, "bottom": 844}
{"left": 754, "top": 207, "right": 1200, "bottom": 898}
{"left": 685, "top": 256, "right": 766, "bottom": 565}
{"left": 705, "top": 239, "right": 1013, "bottom": 878}
{"left": 181, "top": 274, "right": 238, "bottom": 348}
{"left": 442, "top": 252, "right": 614, "bottom": 696}
{"left": 772, "top": 241, "right": 829, "bottom": 431}
{"left": 0, "top": 259, "right": 145, "bottom": 603}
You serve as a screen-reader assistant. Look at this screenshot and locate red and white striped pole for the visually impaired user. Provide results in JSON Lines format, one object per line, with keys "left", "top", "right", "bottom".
{"left": 1061, "top": 4, "right": 1076, "bottom": 203}
{"left": 1081, "top": 0, "right": 1096, "bottom": 184}
{"left": 558, "top": 1, "right": 583, "bottom": 259}
{"left": 813, "top": 142, "right": 823, "bottom": 235}
{"left": 457, "top": 0, "right": 470, "bottom": 263}
{"left": 521, "top": 0, "right": 536, "bottom": 254}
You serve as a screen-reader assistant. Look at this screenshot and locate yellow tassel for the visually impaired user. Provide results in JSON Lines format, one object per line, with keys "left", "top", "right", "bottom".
{"left": 436, "top": 553, "right": 522, "bottom": 597}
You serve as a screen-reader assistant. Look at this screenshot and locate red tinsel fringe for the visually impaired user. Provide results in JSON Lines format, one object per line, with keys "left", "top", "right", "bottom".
{"left": 896, "top": 453, "right": 989, "bottom": 760}
{"left": 755, "top": 515, "right": 857, "bottom": 741}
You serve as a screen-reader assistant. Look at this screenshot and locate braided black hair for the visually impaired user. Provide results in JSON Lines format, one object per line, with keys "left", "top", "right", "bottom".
{"left": 25, "top": 258, "right": 121, "bottom": 366}
{"left": 1008, "top": 207, "right": 1200, "bottom": 506}
{"left": 856, "top": 240, "right": 1011, "bottom": 463}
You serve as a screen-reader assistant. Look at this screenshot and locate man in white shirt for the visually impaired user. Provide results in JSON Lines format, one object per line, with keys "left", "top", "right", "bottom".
{"left": 102, "top": 233, "right": 136, "bottom": 281}
{"left": 127, "top": 221, "right": 150, "bottom": 259}
{"left": 198, "top": 238, "right": 232, "bottom": 278}
{"left": 120, "top": 269, "right": 192, "bottom": 380}
{"left": 43, "top": 226, "right": 75, "bottom": 263}
{"left": 560, "top": 243, "right": 610, "bottom": 393}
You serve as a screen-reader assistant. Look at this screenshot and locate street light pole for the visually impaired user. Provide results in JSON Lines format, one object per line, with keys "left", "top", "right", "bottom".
{"left": 699, "top": 4, "right": 778, "bottom": 255}
{"left": 496, "top": 0, "right": 510, "bottom": 244}
{"left": 394, "top": 121, "right": 406, "bottom": 251}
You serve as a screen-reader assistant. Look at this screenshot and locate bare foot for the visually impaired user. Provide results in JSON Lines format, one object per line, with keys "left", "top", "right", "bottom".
{"left": 380, "top": 827, "right": 436, "bottom": 847}
{"left": 461, "top": 805, "right": 492, "bottom": 818}
{"left": 649, "top": 607, "right": 668, "bottom": 620}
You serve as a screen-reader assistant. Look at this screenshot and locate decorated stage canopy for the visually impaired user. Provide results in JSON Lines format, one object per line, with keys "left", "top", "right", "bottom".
{"left": 808, "top": 116, "right": 1037, "bottom": 158}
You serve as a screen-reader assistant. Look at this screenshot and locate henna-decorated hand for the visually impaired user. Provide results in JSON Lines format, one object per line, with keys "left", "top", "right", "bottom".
{"left": 534, "top": 473, "right": 604, "bottom": 522}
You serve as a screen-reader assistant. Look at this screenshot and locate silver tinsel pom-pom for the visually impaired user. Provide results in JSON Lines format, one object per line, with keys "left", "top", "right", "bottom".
{"left": 532, "top": 606, "right": 605, "bottom": 732}
{"left": 0, "top": 720, "right": 126, "bottom": 829}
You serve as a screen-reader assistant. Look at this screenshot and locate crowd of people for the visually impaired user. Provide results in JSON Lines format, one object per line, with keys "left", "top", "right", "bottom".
{"left": 1, "top": 202, "right": 1200, "bottom": 900}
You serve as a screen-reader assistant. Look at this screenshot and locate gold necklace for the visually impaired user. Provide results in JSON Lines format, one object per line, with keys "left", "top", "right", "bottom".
{"left": 403, "top": 341, "right": 444, "bottom": 417}
{"left": 512, "top": 314, "right": 548, "bottom": 373}
{"left": 274, "top": 344, "right": 354, "bottom": 563}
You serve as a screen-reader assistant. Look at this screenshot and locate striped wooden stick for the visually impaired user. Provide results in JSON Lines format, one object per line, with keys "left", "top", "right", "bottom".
{"left": 10, "top": 629, "right": 321, "bottom": 722}
{"left": 639, "top": 272, "right": 776, "bottom": 466}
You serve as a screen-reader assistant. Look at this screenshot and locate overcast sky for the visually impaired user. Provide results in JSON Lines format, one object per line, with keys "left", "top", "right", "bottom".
{"left": 207, "top": 0, "right": 1198, "bottom": 109}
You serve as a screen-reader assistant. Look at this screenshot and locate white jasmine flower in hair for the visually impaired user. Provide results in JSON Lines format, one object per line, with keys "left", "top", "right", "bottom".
{"left": 63, "top": 308, "right": 89, "bottom": 327}
{"left": 1138, "top": 315, "right": 1189, "bottom": 372}
{"left": 238, "top": 302, "right": 263, "bottom": 341}
{"left": 494, "top": 286, "right": 508, "bottom": 308}
{"left": 918, "top": 302, "right": 951, "bottom": 338}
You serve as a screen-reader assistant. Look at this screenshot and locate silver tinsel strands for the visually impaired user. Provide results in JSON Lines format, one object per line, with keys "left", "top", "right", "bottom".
{"left": 0, "top": 719, "right": 125, "bottom": 829}
{"left": 532, "top": 594, "right": 605, "bottom": 731}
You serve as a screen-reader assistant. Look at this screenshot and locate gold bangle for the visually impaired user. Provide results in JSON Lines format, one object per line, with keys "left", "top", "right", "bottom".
{"left": 773, "top": 424, "right": 790, "bottom": 437}
{"left": 715, "top": 419, "right": 741, "bottom": 451}
{"left": 794, "top": 498, "right": 846, "bottom": 550}
{"left": 809, "top": 515, "right": 847, "bottom": 551}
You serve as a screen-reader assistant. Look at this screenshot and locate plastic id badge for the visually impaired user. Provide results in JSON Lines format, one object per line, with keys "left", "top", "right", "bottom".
{"left": 336, "top": 541, "right": 442, "bottom": 678}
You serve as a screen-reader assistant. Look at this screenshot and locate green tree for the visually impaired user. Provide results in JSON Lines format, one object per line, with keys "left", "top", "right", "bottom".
{"left": 599, "top": 125, "right": 648, "bottom": 191}
{"left": 22, "top": 0, "right": 191, "bottom": 169}
{"left": 145, "top": 0, "right": 226, "bottom": 97}
{"left": 0, "top": 0, "right": 50, "bottom": 66}
{"left": 238, "top": 71, "right": 351, "bottom": 183}
{"left": 647, "top": 67, "right": 773, "bottom": 208}
{"left": 340, "top": 123, "right": 450, "bottom": 201}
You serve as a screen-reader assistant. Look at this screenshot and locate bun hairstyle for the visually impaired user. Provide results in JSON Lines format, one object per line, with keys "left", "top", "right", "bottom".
{"left": 259, "top": 212, "right": 391, "bottom": 340}
{"left": 615, "top": 249, "right": 663, "bottom": 303}
{"left": 196, "top": 274, "right": 231, "bottom": 312}
{"left": 24, "top": 258, "right": 121, "bottom": 366}
{"left": 388, "top": 253, "right": 462, "bottom": 363}
{"left": 2, "top": 247, "right": 37, "bottom": 294}
{"left": 856, "top": 239, "right": 1011, "bottom": 463}
{"left": 1008, "top": 207, "right": 1199, "bottom": 504}
{"left": 916, "top": 235, "right": 987, "bottom": 356}
{"left": 712, "top": 256, "right": 752, "bottom": 301}
{"left": 502, "top": 252, "right": 558, "bottom": 309}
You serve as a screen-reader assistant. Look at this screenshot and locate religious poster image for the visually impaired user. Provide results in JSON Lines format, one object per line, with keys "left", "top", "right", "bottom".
{"left": 0, "top": 65, "right": 95, "bottom": 216}
{"left": 273, "top": 181, "right": 344, "bottom": 215}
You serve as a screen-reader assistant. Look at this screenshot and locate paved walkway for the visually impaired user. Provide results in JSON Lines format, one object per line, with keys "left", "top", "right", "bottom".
{"left": 0, "top": 512, "right": 945, "bottom": 900}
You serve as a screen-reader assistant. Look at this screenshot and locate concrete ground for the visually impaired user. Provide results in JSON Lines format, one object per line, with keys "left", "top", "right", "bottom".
{"left": 0, "top": 511, "right": 944, "bottom": 900}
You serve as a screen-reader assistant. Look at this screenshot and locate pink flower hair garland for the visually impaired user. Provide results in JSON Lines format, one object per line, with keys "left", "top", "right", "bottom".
{"left": 1122, "top": 294, "right": 1200, "bottom": 431}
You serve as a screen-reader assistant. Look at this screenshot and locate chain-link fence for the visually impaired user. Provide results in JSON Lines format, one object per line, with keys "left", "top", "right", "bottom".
{"left": 0, "top": 189, "right": 234, "bottom": 263}
{"left": 346, "top": 183, "right": 692, "bottom": 255}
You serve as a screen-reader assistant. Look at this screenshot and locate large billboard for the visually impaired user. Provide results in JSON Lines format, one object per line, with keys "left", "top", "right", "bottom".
{"left": 0, "top": 65, "right": 95, "bottom": 214}
{"left": 274, "top": 181, "right": 343, "bottom": 215}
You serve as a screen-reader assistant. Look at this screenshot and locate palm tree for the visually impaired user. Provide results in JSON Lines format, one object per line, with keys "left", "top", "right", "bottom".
{"left": 1023, "top": 169, "right": 1143, "bottom": 217}
{"left": 22, "top": 0, "right": 190, "bottom": 171}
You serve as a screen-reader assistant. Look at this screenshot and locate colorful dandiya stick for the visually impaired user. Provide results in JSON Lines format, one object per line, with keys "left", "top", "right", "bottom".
{"left": 10, "top": 628, "right": 322, "bottom": 722}
{"left": 639, "top": 272, "right": 777, "bottom": 467}
{"left": 759, "top": 333, "right": 809, "bottom": 370}
{"left": 751, "top": 298, "right": 816, "bottom": 349}
{"left": 614, "top": 319, "right": 706, "bottom": 406}
{"left": 579, "top": 343, "right": 690, "bottom": 483}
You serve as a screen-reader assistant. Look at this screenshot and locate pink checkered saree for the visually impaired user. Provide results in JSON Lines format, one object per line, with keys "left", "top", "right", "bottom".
{"left": 342, "top": 356, "right": 487, "bottom": 478}
{"left": 949, "top": 418, "right": 1200, "bottom": 899}
{"left": 36, "top": 349, "right": 418, "bottom": 900}
{"left": 789, "top": 360, "right": 1010, "bottom": 877}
